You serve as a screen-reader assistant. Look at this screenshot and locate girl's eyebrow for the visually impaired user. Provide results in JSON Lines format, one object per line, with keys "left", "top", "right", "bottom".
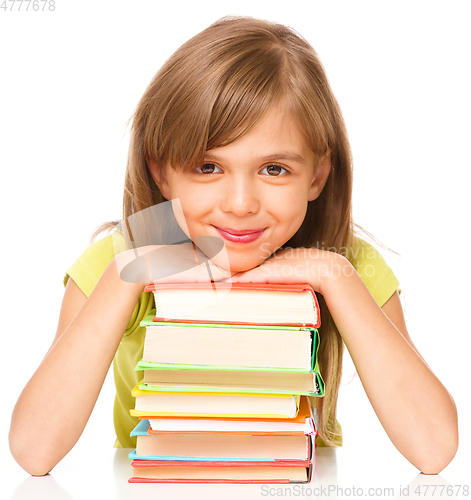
{"left": 204, "top": 151, "right": 307, "bottom": 165}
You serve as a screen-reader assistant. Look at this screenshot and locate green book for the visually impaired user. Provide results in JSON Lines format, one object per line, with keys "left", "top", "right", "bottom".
{"left": 137, "top": 369, "right": 324, "bottom": 397}
{"left": 136, "top": 312, "right": 324, "bottom": 397}
{"left": 139, "top": 312, "right": 319, "bottom": 371}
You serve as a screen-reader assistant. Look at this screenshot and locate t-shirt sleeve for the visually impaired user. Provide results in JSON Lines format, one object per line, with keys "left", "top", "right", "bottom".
{"left": 63, "top": 234, "right": 118, "bottom": 298}
{"left": 351, "top": 237, "right": 400, "bottom": 308}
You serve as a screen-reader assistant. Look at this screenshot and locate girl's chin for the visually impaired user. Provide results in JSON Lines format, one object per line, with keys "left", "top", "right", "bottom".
{"left": 211, "top": 254, "right": 264, "bottom": 275}
{"left": 227, "top": 259, "right": 265, "bottom": 275}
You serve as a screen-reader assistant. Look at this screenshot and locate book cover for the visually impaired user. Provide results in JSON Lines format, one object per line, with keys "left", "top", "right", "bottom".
{"left": 138, "top": 314, "right": 319, "bottom": 372}
{"left": 129, "top": 426, "right": 313, "bottom": 461}
{"left": 144, "top": 282, "right": 320, "bottom": 327}
{"left": 130, "top": 386, "right": 300, "bottom": 419}
{"left": 137, "top": 371, "right": 323, "bottom": 396}
{"left": 143, "top": 395, "right": 316, "bottom": 436}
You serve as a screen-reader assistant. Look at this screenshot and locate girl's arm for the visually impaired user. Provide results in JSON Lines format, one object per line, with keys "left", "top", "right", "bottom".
{"left": 9, "top": 257, "right": 145, "bottom": 476}
{"left": 9, "top": 242, "right": 232, "bottom": 476}
{"left": 321, "top": 255, "right": 458, "bottom": 474}
{"left": 230, "top": 250, "right": 459, "bottom": 474}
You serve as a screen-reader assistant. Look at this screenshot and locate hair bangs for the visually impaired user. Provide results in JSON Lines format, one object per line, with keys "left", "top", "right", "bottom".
{"left": 204, "top": 45, "right": 290, "bottom": 153}
{"left": 144, "top": 35, "right": 295, "bottom": 172}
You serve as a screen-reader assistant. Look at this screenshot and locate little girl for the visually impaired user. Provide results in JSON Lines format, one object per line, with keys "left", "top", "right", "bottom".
{"left": 9, "top": 16, "right": 458, "bottom": 476}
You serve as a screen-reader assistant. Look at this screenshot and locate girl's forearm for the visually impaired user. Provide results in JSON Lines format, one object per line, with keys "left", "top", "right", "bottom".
{"left": 9, "top": 259, "right": 144, "bottom": 476}
{"left": 318, "top": 255, "right": 458, "bottom": 474}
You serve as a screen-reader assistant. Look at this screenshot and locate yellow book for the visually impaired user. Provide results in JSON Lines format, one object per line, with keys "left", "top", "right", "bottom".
{"left": 131, "top": 383, "right": 300, "bottom": 419}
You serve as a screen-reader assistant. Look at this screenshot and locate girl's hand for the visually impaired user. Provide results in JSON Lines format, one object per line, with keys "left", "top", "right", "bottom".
{"left": 226, "top": 247, "right": 353, "bottom": 293}
{"left": 114, "top": 242, "right": 233, "bottom": 285}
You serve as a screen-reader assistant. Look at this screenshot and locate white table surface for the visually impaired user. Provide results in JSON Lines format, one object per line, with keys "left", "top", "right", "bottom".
{"left": 3, "top": 439, "right": 470, "bottom": 500}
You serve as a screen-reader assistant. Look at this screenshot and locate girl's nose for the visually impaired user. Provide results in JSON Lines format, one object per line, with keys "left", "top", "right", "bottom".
{"left": 220, "top": 177, "right": 260, "bottom": 216}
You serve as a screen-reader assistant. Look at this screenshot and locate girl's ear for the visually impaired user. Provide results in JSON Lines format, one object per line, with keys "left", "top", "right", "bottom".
{"left": 147, "top": 157, "right": 171, "bottom": 200}
{"left": 308, "top": 150, "right": 332, "bottom": 202}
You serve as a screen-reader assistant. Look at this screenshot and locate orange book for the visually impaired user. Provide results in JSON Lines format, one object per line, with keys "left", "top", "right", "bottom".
{"left": 144, "top": 282, "right": 320, "bottom": 327}
{"left": 129, "top": 459, "right": 313, "bottom": 483}
{"left": 143, "top": 395, "right": 316, "bottom": 436}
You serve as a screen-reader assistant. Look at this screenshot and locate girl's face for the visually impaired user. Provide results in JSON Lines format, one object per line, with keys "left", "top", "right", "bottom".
{"left": 149, "top": 107, "right": 331, "bottom": 274}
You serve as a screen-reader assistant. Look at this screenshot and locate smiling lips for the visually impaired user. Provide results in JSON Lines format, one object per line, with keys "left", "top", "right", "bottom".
{"left": 215, "top": 227, "right": 266, "bottom": 243}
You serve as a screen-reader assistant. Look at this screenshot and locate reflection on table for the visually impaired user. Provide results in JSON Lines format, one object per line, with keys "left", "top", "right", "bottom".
{"left": 10, "top": 446, "right": 463, "bottom": 500}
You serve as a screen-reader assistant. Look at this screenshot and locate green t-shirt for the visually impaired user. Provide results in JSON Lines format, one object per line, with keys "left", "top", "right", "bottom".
{"left": 64, "top": 232, "right": 400, "bottom": 448}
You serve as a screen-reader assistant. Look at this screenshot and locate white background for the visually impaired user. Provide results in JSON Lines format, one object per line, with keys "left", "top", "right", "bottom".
{"left": 1, "top": 0, "right": 470, "bottom": 493}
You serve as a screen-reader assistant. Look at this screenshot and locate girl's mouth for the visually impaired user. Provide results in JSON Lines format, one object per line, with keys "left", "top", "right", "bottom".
{"left": 214, "top": 227, "right": 266, "bottom": 243}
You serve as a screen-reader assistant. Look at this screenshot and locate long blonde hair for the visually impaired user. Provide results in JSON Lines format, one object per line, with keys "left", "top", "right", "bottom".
{"left": 103, "top": 16, "right": 355, "bottom": 446}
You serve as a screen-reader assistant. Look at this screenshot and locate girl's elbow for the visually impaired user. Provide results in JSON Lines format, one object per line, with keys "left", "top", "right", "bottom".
{"left": 416, "top": 448, "right": 457, "bottom": 475}
{"left": 415, "top": 429, "right": 459, "bottom": 475}
{"left": 413, "top": 396, "right": 459, "bottom": 474}
{"left": 9, "top": 428, "right": 57, "bottom": 477}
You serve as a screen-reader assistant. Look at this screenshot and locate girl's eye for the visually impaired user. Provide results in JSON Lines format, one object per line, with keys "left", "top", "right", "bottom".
{"left": 195, "top": 163, "right": 288, "bottom": 176}
{"left": 196, "top": 163, "right": 222, "bottom": 174}
{"left": 261, "top": 164, "right": 288, "bottom": 176}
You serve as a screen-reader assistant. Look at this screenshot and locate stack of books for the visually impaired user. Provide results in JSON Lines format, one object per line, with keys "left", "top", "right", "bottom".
{"left": 128, "top": 282, "right": 324, "bottom": 484}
